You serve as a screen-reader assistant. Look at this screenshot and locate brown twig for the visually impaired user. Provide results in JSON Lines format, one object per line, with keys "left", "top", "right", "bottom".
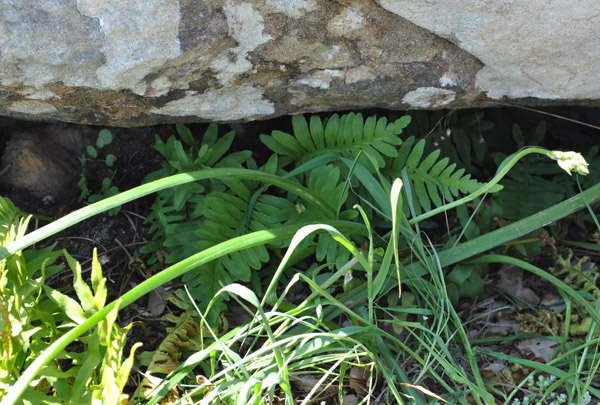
{"left": 501, "top": 103, "right": 600, "bottom": 131}
{"left": 0, "top": 164, "right": 11, "bottom": 177}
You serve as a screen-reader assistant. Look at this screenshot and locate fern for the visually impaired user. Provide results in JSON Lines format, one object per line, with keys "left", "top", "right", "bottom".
{"left": 141, "top": 124, "right": 237, "bottom": 264}
{"left": 139, "top": 289, "right": 226, "bottom": 401}
{"left": 140, "top": 189, "right": 191, "bottom": 264}
{"left": 0, "top": 196, "right": 21, "bottom": 242}
{"left": 179, "top": 174, "right": 338, "bottom": 313}
{"left": 305, "top": 164, "right": 349, "bottom": 216}
{"left": 405, "top": 110, "right": 495, "bottom": 179}
{"left": 549, "top": 249, "right": 600, "bottom": 300}
{"left": 142, "top": 113, "right": 506, "bottom": 317}
{"left": 384, "top": 136, "right": 498, "bottom": 216}
{"left": 261, "top": 113, "right": 499, "bottom": 218}
{"left": 260, "top": 113, "right": 409, "bottom": 169}
{"left": 195, "top": 191, "right": 270, "bottom": 275}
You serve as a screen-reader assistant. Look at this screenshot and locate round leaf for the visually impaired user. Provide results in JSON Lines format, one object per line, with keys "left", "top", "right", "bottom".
{"left": 105, "top": 154, "right": 117, "bottom": 167}
{"left": 86, "top": 145, "right": 98, "bottom": 158}
{"left": 97, "top": 129, "right": 113, "bottom": 148}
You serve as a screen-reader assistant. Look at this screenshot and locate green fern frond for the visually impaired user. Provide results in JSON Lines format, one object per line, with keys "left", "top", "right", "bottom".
{"left": 178, "top": 190, "right": 278, "bottom": 313}
{"left": 260, "top": 113, "right": 409, "bottom": 169}
{"left": 142, "top": 124, "right": 240, "bottom": 264}
{"left": 385, "top": 136, "right": 500, "bottom": 215}
{"left": 306, "top": 164, "right": 346, "bottom": 212}
{"left": 0, "top": 196, "right": 21, "bottom": 242}
{"left": 195, "top": 191, "right": 270, "bottom": 276}
{"left": 139, "top": 193, "right": 187, "bottom": 262}
{"left": 251, "top": 194, "right": 300, "bottom": 228}
{"left": 162, "top": 220, "right": 206, "bottom": 263}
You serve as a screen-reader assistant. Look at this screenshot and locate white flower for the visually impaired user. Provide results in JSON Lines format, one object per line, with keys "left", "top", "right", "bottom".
{"left": 548, "top": 151, "right": 590, "bottom": 176}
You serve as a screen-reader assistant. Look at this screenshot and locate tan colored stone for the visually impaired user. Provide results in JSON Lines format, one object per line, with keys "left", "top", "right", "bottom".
{"left": 1, "top": 0, "right": 596, "bottom": 126}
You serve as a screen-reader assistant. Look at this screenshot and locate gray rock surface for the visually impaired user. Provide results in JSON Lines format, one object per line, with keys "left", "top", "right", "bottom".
{"left": 0, "top": 0, "right": 598, "bottom": 126}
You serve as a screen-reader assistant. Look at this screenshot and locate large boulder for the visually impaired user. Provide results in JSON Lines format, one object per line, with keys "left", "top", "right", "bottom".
{"left": 0, "top": 0, "right": 598, "bottom": 126}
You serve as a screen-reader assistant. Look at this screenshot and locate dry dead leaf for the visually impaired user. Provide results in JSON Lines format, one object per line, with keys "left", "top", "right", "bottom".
{"left": 517, "top": 337, "right": 558, "bottom": 363}
{"left": 497, "top": 265, "right": 540, "bottom": 309}
{"left": 349, "top": 366, "right": 370, "bottom": 394}
{"left": 486, "top": 319, "right": 520, "bottom": 337}
{"left": 541, "top": 293, "right": 560, "bottom": 306}
{"left": 342, "top": 394, "right": 359, "bottom": 405}
{"left": 147, "top": 285, "right": 170, "bottom": 316}
{"left": 481, "top": 361, "right": 509, "bottom": 386}
{"left": 289, "top": 374, "right": 337, "bottom": 397}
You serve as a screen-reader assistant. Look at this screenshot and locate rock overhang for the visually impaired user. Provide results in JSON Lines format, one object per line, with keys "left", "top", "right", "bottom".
{"left": 0, "top": 0, "right": 597, "bottom": 127}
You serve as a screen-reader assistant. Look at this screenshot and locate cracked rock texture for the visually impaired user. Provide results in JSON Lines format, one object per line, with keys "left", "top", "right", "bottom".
{"left": 0, "top": 0, "right": 598, "bottom": 127}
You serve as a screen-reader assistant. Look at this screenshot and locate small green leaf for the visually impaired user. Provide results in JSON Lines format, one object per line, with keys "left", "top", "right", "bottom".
{"left": 324, "top": 114, "right": 340, "bottom": 147}
{"left": 461, "top": 271, "right": 484, "bottom": 298}
{"left": 530, "top": 121, "right": 547, "bottom": 145}
{"left": 43, "top": 285, "right": 87, "bottom": 324}
{"left": 292, "top": 115, "right": 314, "bottom": 152}
{"left": 70, "top": 330, "right": 102, "bottom": 398}
{"left": 394, "top": 115, "right": 412, "bottom": 131}
{"left": 176, "top": 124, "right": 195, "bottom": 146}
{"left": 86, "top": 145, "right": 98, "bottom": 158}
{"left": 174, "top": 141, "right": 190, "bottom": 167}
{"left": 67, "top": 250, "right": 95, "bottom": 314}
{"left": 262, "top": 153, "right": 278, "bottom": 174}
{"left": 99, "top": 300, "right": 120, "bottom": 345}
{"left": 173, "top": 183, "right": 192, "bottom": 211}
{"left": 105, "top": 154, "right": 116, "bottom": 167}
{"left": 97, "top": 129, "right": 113, "bottom": 148}
{"left": 91, "top": 249, "right": 103, "bottom": 294}
{"left": 512, "top": 124, "right": 525, "bottom": 149}
{"left": 446, "top": 264, "right": 474, "bottom": 285}
{"left": 115, "top": 342, "right": 143, "bottom": 396}
{"left": 447, "top": 284, "right": 460, "bottom": 307}
{"left": 91, "top": 250, "right": 107, "bottom": 311}
{"left": 204, "top": 130, "right": 235, "bottom": 166}
{"left": 309, "top": 115, "right": 325, "bottom": 149}
{"left": 203, "top": 122, "right": 218, "bottom": 145}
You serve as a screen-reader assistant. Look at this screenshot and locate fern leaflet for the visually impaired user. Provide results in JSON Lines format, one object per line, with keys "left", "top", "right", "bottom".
{"left": 260, "top": 113, "right": 409, "bottom": 169}
{"left": 385, "top": 136, "right": 501, "bottom": 216}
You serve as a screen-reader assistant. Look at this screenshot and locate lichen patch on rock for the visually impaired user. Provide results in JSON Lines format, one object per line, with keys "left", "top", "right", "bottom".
{"left": 402, "top": 87, "right": 456, "bottom": 108}
{"left": 211, "top": 1, "right": 272, "bottom": 85}
{"left": 150, "top": 85, "right": 275, "bottom": 121}
{"left": 77, "top": 0, "right": 182, "bottom": 95}
{"left": 9, "top": 101, "right": 58, "bottom": 115}
{"left": 264, "top": 0, "right": 316, "bottom": 18}
{"left": 327, "top": 7, "right": 365, "bottom": 37}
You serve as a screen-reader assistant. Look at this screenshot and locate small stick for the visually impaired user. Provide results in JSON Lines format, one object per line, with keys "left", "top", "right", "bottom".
{"left": 0, "top": 164, "right": 11, "bottom": 177}
{"left": 501, "top": 103, "right": 600, "bottom": 131}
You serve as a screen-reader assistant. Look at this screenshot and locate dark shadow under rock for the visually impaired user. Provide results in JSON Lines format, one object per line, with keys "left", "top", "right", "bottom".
{"left": 1, "top": 124, "right": 95, "bottom": 212}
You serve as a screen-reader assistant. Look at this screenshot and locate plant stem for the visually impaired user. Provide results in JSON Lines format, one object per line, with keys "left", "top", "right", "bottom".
{"left": 0, "top": 168, "right": 334, "bottom": 261}
{"left": 408, "top": 147, "right": 553, "bottom": 224}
